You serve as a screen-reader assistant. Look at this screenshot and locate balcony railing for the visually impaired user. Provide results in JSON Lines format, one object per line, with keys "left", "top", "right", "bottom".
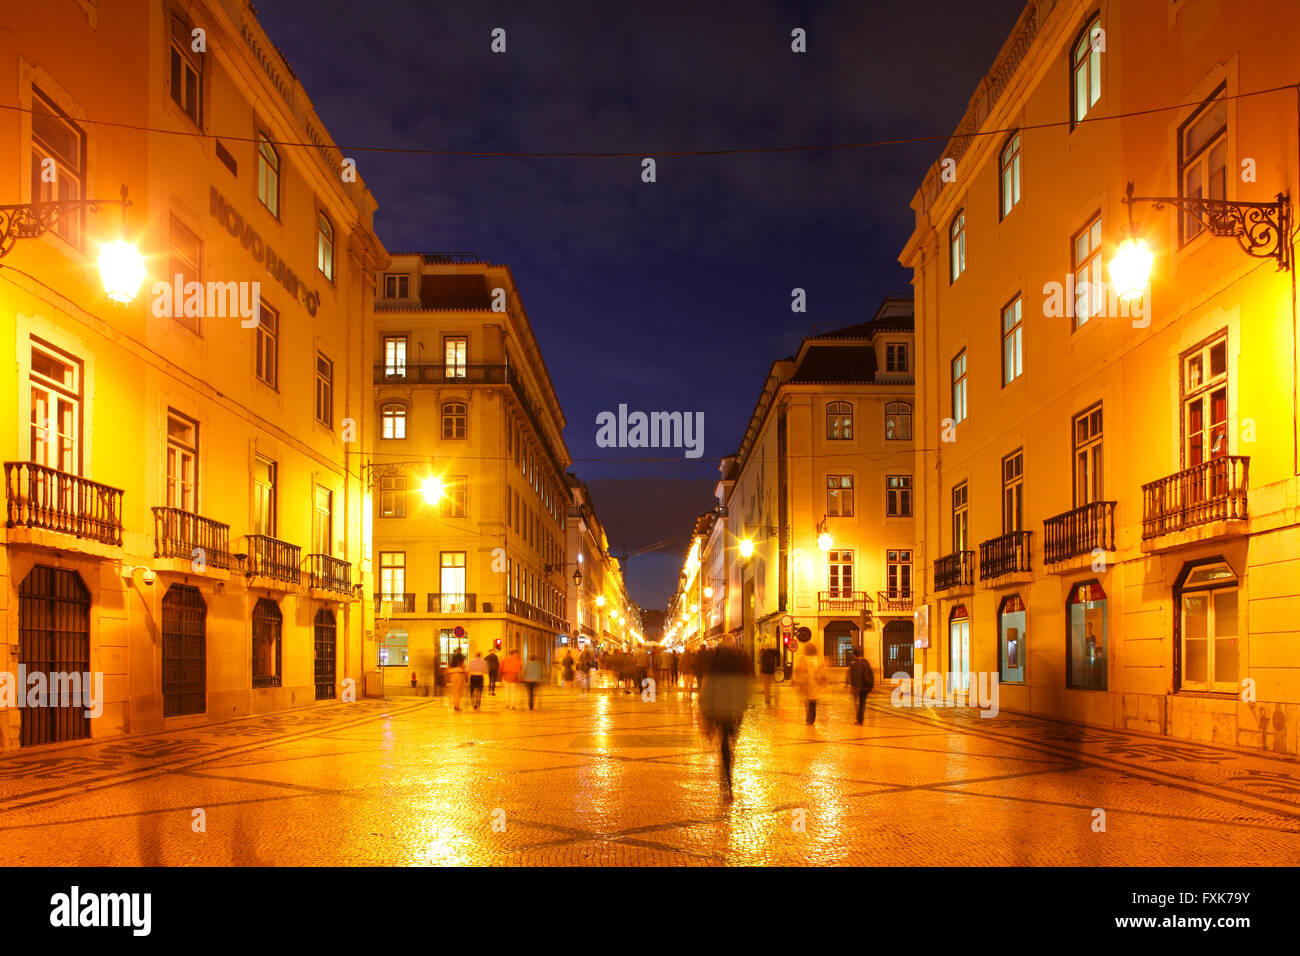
{"left": 507, "top": 596, "right": 566, "bottom": 631}
{"left": 307, "top": 554, "right": 352, "bottom": 594}
{"left": 373, "top": 363, "right": 509, "bottom": 385}
{"left": 934, "top": 551, "right": 975, "bottom": 590}
{"left": 877, "top": 590, "right": 914, "bottom": 613}
{"left": 818, "top": 591, "right": 874, "bottom": 613}
{"left": 1142, "top": 456, "right": 1249, "bottom": 539}
{"left": 1043, "top": 501, "right": 1116, "bottom": 564}
{"left": 246, "top": 534, "right": 301, "bottom": 584}
{"left": 153, "top": 507, "right": 233, "bottom": 569}
{"left": 979, "top": 531, "right": 1032, "bottom": 580}
{"left": 5, "top": 461, "right": 123, "bottom": 545}
{"left": 428, "top": 592, "right": 476, "bottom": 613}
{"left": 374, "top": 593, "right": 416, "bottom": 614}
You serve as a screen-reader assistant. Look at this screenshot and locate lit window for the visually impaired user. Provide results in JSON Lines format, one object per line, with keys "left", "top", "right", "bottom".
{"left": 826, "top": 401, "right": 853, "bottom": 440}
{"left": 28, "top": 339, "right": 82, "bottom": 475}
{"left": 1002, "top": 295, "right": 1023, "bottom": 385}
{"left": 315, "top": 352, "right": 333, "bottom": 427}
{"left": 257, "top": 132, "right": 279, "bottom": 217}
{"left": 885, "top": 401, "right": 911, "bottom": 440}
{"left": 951, "top": 350, "right": 967, "bottom": 423}
{"left": 952, "top": 482, "right": 968, "bottom": 551}
{"left": 313, "top": 485, "right": 332, "bottom": 555}
{"left": 441, "top": 476, "right": 467, "bottom": 518}
{"left": 1071, "top": 15, "right": 1103, "bottom": 126}
{"left": 949, "top": 210, "right": 966, "bottom": 282}
{"left": 379, "top": 552, "right": 406, "bottom": 600}
{"left": 1072, "top": 215, "right": 1102, "bottom": 328}
{"left": 166, "top": 410, "right": 199, "bottom": 512}
{"left": 1178, "top": 560, "right": 1239, "bottom": 692}
{"left": 381, "top": 403, "right": 407, "bottom": 440}
{"left": 1002, "top": 449, "right": 1024, "bottom": 533}
{"left": 999, "top": 594, "right": 1026, "bottom": 683}
{"left": 444, "top": 336, "right": 467, "bottom": 379}
{"left": 826, "top": 475, "right": 854, "bottom": 517}
{"left": 1073, "top": 404, "right": 1104, "bottom": 506}
{"left": 317, "top": 212, "right": 334, "bottom": 281}
{"left": 1000, "top": 132, "right": 1021, "bottom": 218}
{"left": 1178, "top": 86, "right": 1228, "bottom": 244}
{"left": 1067, "top": 580, "right": 1107, "bottom": 690}
{"left": 383, "top": 335, "right": 407, "bottom": 378}
{"left": 252, "top": 455, "right": 276, "bottom": 537}
{"left": 30, "top": 90, "right": 86, "bottom": 247}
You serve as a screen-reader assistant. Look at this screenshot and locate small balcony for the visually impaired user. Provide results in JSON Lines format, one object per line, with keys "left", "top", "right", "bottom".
{"left": 1043, "top": 501, "right": 1116, "bottom": 564}
{"left": 1142, "top": 456, "right": 1249, "bottom": 541}
{"left": 5, "top": 461, "right": 123, "bottom": 546}
{"left": 818, "top": 591, "right": 874, "bottom": 613}
{"left": 307, "top": 554, "right": 352, "bottom": 595}
{"left": 374, "top": 363, "right": 509, "bottom": 385}
{"left": 507, "top": 596, "right": 566, "bottom": 632}
{"left": 934, "top": 551, "right": 974, "bottom": 591}
{"left": 428, "top": 592, "right": 476, "bottom": 613}
{"left": 153, "top": 507, "right": 234, "bottom": 570}
{"left": 245, "top": 534, "right": 302, "bottom": 585}
{"left": 979, "top": 531, "right": 1032, "bottom": 581}
{"left": 877, "top": 590, "right": 914, "bottom": 614}
{"left": 375, "top": 593, "right": 416, "bottom": 614}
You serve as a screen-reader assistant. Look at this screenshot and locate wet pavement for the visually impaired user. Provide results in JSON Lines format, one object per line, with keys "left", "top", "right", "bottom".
{"left": 1, "top": 676, "right": 1298, "bottom": 866}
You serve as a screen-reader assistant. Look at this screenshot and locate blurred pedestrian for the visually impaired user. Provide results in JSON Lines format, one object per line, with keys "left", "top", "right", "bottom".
{"left": 485, "top": 648, "right": 500, "bottom": 696}
{"left": 448, "top": 648, "right": 467, "bottom": 712}
{"left": 699, "top": 644, "right": 750, "bottom": 801}
{"left": 620, "top": 651, "right": 636, "bottom": 694}
{"left": 792, "top": 633, "right": 826, "bottom": 725}
{"left": 562, "top": 649, "right": 575, "bottom": 691}
{"left": 847, "top": 650, "right": 875, "bottom": 725}
{"left": 522, "top": 655, "right": 544, "bottom": 710}
{"left": 501, "top": 647, "right": 523, "bottom": 709}
{"left": 670, "top": 651, "right": 679, "bottom": 689}
{"left": 759, "top": 642, "right": 779, "bottom": 705}
{"left": 579, "top": 646, "right": 595, "bottom": 694}
{"left": 636, "top": 646, "right": 651, "bottom": 694}
{"left": 466, "top": 651, "right": 488, "bottom": 710}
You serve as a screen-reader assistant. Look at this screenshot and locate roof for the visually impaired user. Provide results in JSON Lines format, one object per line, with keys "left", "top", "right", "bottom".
{"left": 789, "top": 345, "right": 878, "bottom": 384}
{"left": 419, "top": 274, "right": 492, "bottom": 309}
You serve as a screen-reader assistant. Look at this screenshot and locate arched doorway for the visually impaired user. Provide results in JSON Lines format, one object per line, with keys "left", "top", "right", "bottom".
{"left": 314, "top": 608, "right": 337, "bottom": 700}
{"left": 882, "top": 620, "right": 914, "bottom": 679}
{"left": 19, "top": 565, "right": 90, "bottom": 746}
{"left": 162, "top": 584, "right": 206, "bottom": 716}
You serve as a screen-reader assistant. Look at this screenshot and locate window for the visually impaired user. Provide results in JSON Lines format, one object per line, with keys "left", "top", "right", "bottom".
{"left": 252, "top": 455, "right": 276, "bottom": 537}
{"left": 379, "top": 630, "right": 409, "bottom": 666}
{"left": 1002, "top": 449, "right": 1024, "bottom": 533}
{"left": 949, "top": 210, "right": 966, "bottom": 282}
{"left": 379, "top": 552, "right": 406, "bottom": 599}
{"left": 826, "top": 401, "right": 853, "bottom": 440}
{"left": 313, "top": 484, "right": 332, "bottom": 555}
{"left": 827, "top": 550, "right": 854, "bottom": 597}
{"left": 165, "top": 410, "right": 198, "bottom": 512}
{"left": 884, "top": 400, "right": 911, "bottom": 440}
{"left": 251, "top": 598, "right": 282, "bottom": 688}
{"left": 826, "top": 475, "right": 854, "bottom": 517}
{"left": 1072, "top": 214, "right": 1103, "bottom": 328}
{"left": 384, "top": 274, "right": 409, "bottom": 299}
{"left": 951, "top": 350, "right": 967, "bottom": 424}
{"left": 1002, "top": 296, "right": 1023, "bottom": 385}
{"left": 380, "top": 475, "right": 406, "bottom": 518}
{"left": 441, "top": 476, "right": 467, "bottom": 518}
{"left": 1073, "top": 404, "right": 1104, "bottom": 506}
{"left": 1071, "top": 14, "right": 1103, "bottom": 126}
{"left": 162, "top": 584, "right": 206, "bottom": 716}
{"left": 1177, "top": 560, "right": 1239, "bottom": 692}
{"left": 886, "top": 549, "right": 912, "bottom": 596}
{"left": 256, "top": 132, "right": 279, "bottom": 217}
{"left": 315, "top": 352, "right": 333, "bottom": 427}
{"left": 317, "top": 212, "right": 334, "bottom": 281}
{"left": 168, "top": 216, "right": 202, "bottom": 333}
{"left": 1000, "top": 132, "right": 1021, "bottom": 218}
{"left": 255, "top": 300, "right": 278, "bottom": 389}
{"left": 949, "top": 605, "right": 971, "bottom": 696}
{"left": 999, "top": 594, "right": 1026, "bottom": 683}
{"left": 442, "top": 402, "right": 467, "bottom": 440}
{"left": 441, "top": 552, "right": 467, "bottom": 605}
{"left": 169, "top": 15, "right": 202, "bottom": 126}
{"left": 383, "top": 335, "right": 407, "bottom": 378}
{"left": 952, "top": 481, "right": 969, "bottom": 551}
{"left": 1182, "top": 333, "right": 1228, "bottom": 469}
{"left": 884, "top": 342, "right": 909, "bottom": 373}
{"left": 1179, "top": 87, "right": 1228, "bottom": 244}
{"left": 314, "top": 609, "right": 337, "bottom": 701}
{"left": 31, "top": 90, "right": 86, "bottom": 246}
{"left": 381, "top": 403, "right": 407, "bottom": 440}
{"left": 886, "top": 475, "right": 912, "bottom": 517}
{"left": 28, "top": 338, "right": 82, "bottom": 474}
{"left": 1067, "top": 580, "right": 1107, "bottom": 690}
{"left": 444, "top": 336, "right": 467, "bottom": 379}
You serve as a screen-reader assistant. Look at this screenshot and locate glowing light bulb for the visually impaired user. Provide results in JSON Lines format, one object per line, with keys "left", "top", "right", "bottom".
{"left": 98, "top": 238, "right": 145, "bottom": 304}
{"left": 1109, "top": 235, "right": 1153, "bottom": 302}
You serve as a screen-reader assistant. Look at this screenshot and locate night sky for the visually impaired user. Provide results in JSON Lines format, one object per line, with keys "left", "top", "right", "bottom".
{"left": 254, "top": 0, "right": 1025, "bottom": 609}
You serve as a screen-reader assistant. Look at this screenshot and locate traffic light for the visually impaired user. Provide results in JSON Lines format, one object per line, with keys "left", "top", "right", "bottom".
{"left": 494, "top": 638, "right": 503, "bottom": 650}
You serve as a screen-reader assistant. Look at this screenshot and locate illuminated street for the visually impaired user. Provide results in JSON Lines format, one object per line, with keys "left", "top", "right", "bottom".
{"left": 1, "top": 679, "right": 1297, "bottom": 867}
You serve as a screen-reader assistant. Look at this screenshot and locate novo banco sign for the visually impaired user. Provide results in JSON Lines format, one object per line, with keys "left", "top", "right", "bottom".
{"left": 209, "top": 186, "right": 322, "bottom": 316}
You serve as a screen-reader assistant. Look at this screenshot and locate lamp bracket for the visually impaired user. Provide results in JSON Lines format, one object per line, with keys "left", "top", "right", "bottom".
{"left": 1123, "top": 181, "right": 1291, "bottom": 271}
{"left": 0, "top": 187, "right": 132, "bottom": 260}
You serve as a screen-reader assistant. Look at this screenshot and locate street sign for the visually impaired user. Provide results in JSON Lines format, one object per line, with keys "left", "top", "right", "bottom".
{"left": 780, "top": 614, "right": 793, "bottom": 628}
{"left": 453, "top": 625, "right": 466, "bottom": 639}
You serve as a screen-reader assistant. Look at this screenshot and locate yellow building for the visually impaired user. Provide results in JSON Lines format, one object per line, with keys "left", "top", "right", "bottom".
{"left": 369, "top": 254, "right": 572, "bottom": 682}
{"left": 0, "top": 0, "right": 386, "bottom": 749}
{"left": 900, "top": 0, "right": 1300, "bottom": 752}
{"left": 566, "top": 475, "right": 634, "bottom": 652}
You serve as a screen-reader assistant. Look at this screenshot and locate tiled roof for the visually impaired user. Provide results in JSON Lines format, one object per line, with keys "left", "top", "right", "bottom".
{"left": 789, "top": 345, "right": 878, "bottom": 383}
{"left": 419, "top": 274, "right": 492, "bottom": 309}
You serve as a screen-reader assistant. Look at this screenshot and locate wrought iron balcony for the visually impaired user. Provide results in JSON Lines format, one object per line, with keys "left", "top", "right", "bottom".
{"left": 1043, "top": 501, "right": 1116, "bottom": 564}
{"left": 374, "top": 593, "right": 416, "bottom": 614}
{"left": 979, "top": 530, "right": 1032, "bottom": 580}
{"left": 877, "top": 590, "right": 914, "bottom": 613}
{"left": 245, "top": 534, "right": 301, "bottom": 584}
{"left": 428, "top": 592, "right": 476, "bottom": 613}
{"left": 307, "top": 554, "right": 352, "bottom": 594}
{"left": 934, "top": 551, "right": 975, "bottom": 590}
{"left": 373, "top": 362, "right": 509, "bottom": 385}
{"left": 4, "top": 461, "right": 123, "bottom": 545}
{"left": 507, "top": 595, "right": 566, "bottom": 632}
{"left": 1142, "top": 456, "right": 1249, "bottom": 540}
{"left": 818, "top": 591, "right": 874, "bottom": 613}
{"left": 152, "top": 507, "right": 233, "bottom": 569}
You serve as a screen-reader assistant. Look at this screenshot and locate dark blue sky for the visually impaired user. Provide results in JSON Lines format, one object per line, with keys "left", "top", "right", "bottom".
{"left": 255, "top": 0, "right": 1024, "bottom": 608}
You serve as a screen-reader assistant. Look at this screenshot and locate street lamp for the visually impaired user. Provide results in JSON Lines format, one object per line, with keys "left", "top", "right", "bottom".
{"left": 738, "top": 537, "right": 754, "bottom": 559}
{"left": 419, "top": 476, "right": 444, "bottom": 505}
{"left": 816, "top": 515, "right": 832, "bottom": 552}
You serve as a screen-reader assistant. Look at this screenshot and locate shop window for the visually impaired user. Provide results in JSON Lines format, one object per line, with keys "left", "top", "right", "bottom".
{"left": 999, "top": 594, "right": 1026, "bottom": 684}
{"left": 1067, "top": 580, "right": 1107, "bottom": 690}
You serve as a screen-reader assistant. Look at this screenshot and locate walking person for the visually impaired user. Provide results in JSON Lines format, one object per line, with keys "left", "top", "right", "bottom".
{"left": 699, "top": 644, "right": 750, "bottom": 802}
{"left": 847, "top": 650, "right": 875, "bottom": 725}
{"left": 792, "top": 630, "right": 826, "bottom": 725}
{"left": 579, "top": 647, "right": 595, "bottom": 694}
{"left": 466, "top": 651, "right": 488, "bottom": 711}
{"left": 759, "top": 642, "right": 779, "bottom": 705}
{"left": 448, "top": 648, "right": 467, "bottom": 712}
{"left": 485, "top": 648, "right": 500, "bottom": 696}
{"left": 501, "top": 647, "right": 523, "bottom": 709}
{"left": 522, "top": 655, "right": 544, "bottom": 710}
{"left": 562, "top": 650, "right": 575, "bottom": 692}
{"left": 620, "top": 651, "right": 636, "bottom": 694}
{"left": 670, "top": 651, "right": 679, "bottom": 689}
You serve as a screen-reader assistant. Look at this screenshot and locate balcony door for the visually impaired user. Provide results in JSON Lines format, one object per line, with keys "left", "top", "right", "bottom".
{"left": 441, "top": 552, "right": 466, "bottom": 612}
{"left": 253, "top": 456, "right": 276, "bottom": 537}
{"left": 29, "top": 340, "right": 81, "bottom": 475}
{"left": 886, "top": 549, "right": 912, "bottom": 597}
{"left": 827, "top": 550, "right": 854, "bottom": 598}
{"left": 1183, "top": 335, "right": 1229, "bottom": 499}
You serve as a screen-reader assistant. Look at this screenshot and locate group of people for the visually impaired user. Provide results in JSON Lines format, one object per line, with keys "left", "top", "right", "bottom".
{"left": 443, "top": 648, "right": 548, "bottom": 711}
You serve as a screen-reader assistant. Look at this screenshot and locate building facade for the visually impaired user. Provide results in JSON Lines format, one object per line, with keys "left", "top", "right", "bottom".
{"left": 900, "top": 0, "right": 1300, "bottom": 752}
{"left": 1, "top": 0, "right": 386, "bottom": 749}
{"left": 565, "top": 475, "right": 635, "bottom": 652}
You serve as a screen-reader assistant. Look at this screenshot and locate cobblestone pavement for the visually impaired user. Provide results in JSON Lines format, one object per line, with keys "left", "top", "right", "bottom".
{"left": 1, "top": 677, "right": 1298, "bottom": 866}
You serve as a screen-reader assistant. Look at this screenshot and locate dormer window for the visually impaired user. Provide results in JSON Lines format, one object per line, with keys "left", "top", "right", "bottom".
{"left": 384, "top": 274, "right": 409, "bottom": 299}
{"left": 884, "top": 342, "right": 909, "bottom": 373}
